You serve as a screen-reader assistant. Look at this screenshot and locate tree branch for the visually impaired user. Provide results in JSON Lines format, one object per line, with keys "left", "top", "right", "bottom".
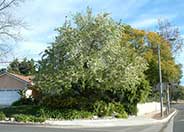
{"left": 0, "top": 0, "right": 17, "bottom": 11}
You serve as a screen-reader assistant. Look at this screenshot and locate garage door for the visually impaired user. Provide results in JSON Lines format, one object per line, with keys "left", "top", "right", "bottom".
{"left": 0, "top": 90, "right": 20, "bottom": 105}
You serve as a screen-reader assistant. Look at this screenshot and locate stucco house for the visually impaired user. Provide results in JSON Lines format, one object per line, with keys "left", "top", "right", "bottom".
{"left": 0, "top": 71, "right": 32, "bottom": 105}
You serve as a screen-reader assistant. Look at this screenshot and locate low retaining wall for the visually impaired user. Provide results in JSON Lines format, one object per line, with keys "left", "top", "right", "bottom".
{"left": 137, "top": 102, "right": 163, "bottom": 116}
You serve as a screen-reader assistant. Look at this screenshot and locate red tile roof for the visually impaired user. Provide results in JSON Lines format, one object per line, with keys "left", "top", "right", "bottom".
{"left": 10, "top": 73, "right": 33, "bottom": 84}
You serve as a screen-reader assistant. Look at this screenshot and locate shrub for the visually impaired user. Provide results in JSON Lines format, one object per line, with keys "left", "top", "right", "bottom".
{"left": 13, "top": 114, "right": 29, "bottom": 122}
{"left": 11, "top": 100, "right": 22, "bottom": 106}
{"left": 115, "top": 112, "right": 127, "bottom": 118}
{"left": 12, "top": 98, "right": 36, "bottom": 106}
{"left": 34, "top": 8, "right": 150, "bottom": 116}
{"left": 1, "top": 105, "right": 40, "bottom": 117}
{"left": 41, "top": 96, "right": 79, "bottom": 109}
{"left": 40, "top": 95, "right": 91, "bottom": 110}
{"left": 37, "top": 107, "right": 93, "bottom": 120}
{"left": 62, "top": 109, "right": 93, "bottom": 120}
{"left": 0, "top": 111, "right": 6, "bottom": 120}
{"left": 125, "top": 103, "right": 138, "bottom": 115}
{"left": 12, "top": 114, "right": 45, "bottom": 123}
{"left": 171, "top": 86, "right": 184, "bottom": 102}
{"left": 146, "top": 91, "right": 160, "bottom": 102}
{"left": 29, "top": 116, "right": 46, "bottom": 122}
{"left": 93, "top": 101, "right": 128, "bottom": 118}
{"left": 113, "top": 102, "right": 128, "bottom": 118}
{"left": 93, "top": 101, "right": 108, "bottom": 117}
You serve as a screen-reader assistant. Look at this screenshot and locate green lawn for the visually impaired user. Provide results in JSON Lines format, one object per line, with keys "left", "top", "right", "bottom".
{"left": 0, "top": 105, "right": 94, "bottom": 121}
{"left": 0, "top": 105, "right": 40, "bottom": 117}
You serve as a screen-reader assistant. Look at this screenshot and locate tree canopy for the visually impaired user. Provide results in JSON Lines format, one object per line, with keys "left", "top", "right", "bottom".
{"left": 8, "top": 58, "right": 36, "bottom": 75}
{"left": 34, "top": 8, "right": 150, "bottom": 115}
{"left": 33, "top": 8, "right": 182, "bottom": 115}
{"left": 123, "top": 25, "right": 182, "bottom": 86}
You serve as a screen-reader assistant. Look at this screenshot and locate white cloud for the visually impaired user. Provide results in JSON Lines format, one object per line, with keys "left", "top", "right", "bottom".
{"left": 6, "top": 0, "right": 182, "bottom": 62}
{"left": 130, "top": 18, "right": 157, "bottom": 28}
{"left": 10, "top": 0, "right": 79, "bottom": 60}
{"left": 13, "top": 0, "right": 153, "bottom": 60}
{"left": 128, "top": 14, "right": 177, "bottom": 29}
{"left": 12, "top": 41, "right": 50, "bottom": 60}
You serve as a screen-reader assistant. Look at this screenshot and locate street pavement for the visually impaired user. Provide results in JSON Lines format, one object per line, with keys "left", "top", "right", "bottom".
{"left": 0, "top": 123, "right": 165, "bottom": 132}
{"left": 173, "top": 104, "right": 184, "bottom": 132}
{"left": 0, "top": 106, "right": 179, "bottom": 132}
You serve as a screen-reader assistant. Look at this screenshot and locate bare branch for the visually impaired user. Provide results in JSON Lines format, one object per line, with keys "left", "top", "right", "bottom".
{"left": 0, "top": 0, "right": 6, "bottom": 8}
{"left": 0, "top": 0, "right": 25, "bottom": 59}
{"left": 0, "top": 0, "right": 23, "bottom": 12}
{"left": 0, "top": 0, "right": 16, "bottom": 11}
{"left": 158, "top": 18, "right": 184, "bottom": 54}
{"left": 0, "top": 43, "right": 12, "bottom": 59}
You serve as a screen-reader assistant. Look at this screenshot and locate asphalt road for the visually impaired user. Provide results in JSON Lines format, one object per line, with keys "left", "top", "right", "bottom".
{"left": 173, "top": 104, "right": 184, "bottom": 132}
{"left": 4, "top": 105, "right": 184, "bottom": 132}
{"left": 0, "top": 123, "right": 166, "bottom": 132}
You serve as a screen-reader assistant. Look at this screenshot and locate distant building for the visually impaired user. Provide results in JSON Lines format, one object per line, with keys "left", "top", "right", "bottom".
{"left": 0, "top": 72, "right": 32, "bottom": 105}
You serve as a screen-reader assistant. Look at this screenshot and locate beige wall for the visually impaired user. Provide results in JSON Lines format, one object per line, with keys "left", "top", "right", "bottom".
{"left": 0, "top": 74, "right": 27, "bottom": 90}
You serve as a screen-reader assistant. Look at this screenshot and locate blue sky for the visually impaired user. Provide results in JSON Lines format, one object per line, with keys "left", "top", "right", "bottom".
{"left": 5, "top": 0, "right": 184, "bottom": 84}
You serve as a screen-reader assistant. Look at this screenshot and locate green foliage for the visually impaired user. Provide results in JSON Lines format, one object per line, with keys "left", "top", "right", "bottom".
{"left": 12, "top": 114, "right": 45, "bottom": 123}
{"left": 136, "top": 79, "right": 151, "bottom": 103}
{"left": 12, "top": 89, "right": 35, "bottom": 106}
{"left": 12, "top": 98, "right": 36, "bottom": 106}
{"left": 18, "top": 89, "right": 27, "bottom": 99}
{"left": 8, "top": 58, "right": 36, "bottom": 75}
{"left": 93, "top": 101, "right": 108, "bottom": 117}
{"left": 115, "top": 113, "right": 127, "bottom": 118}
{"left": 124, "top": 103, "right": 137, "bottom": 115}
{"left": 93, "top": 101, "right": 128, "bottom": 118}
{"left": 34, "top": 8, "right": 150, "bottom": 115}
{"left": 37, "top": 108, "right": 94, "bottom": 120}
{"left": 41, "top": 96, "right": 79, "bottom": 109}
{"left": 171, "top": 86, "right": 184, "bottom": 101}
{"left": 146, "top": 91, "right": 160, "bottom": 102}
{"left": 0, "top": 111, "right": 6, "bottom": 120}
{"left": 13, "top": 114, "right": 30, "bottom": 122}
{"left": 11, "top": 100, "right": 23, "bottom": 106}
{"left": 113, "top": 103, "right": 128, "bottom": 118}
{"left": 123, "top": 26, "right": 182, "bottom": 87}
{"left": 0, "top": 105, "right": 93, "bottom": 121}
{"left": 1, "top": 105, "right": 40, "bottom": 117}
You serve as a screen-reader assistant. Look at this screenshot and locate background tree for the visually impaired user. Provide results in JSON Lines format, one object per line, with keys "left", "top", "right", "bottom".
{"left": 8, "top": 58, "right": 36, "bottom": 75}
{"left": 158, "top": 19, "right": 184, "bottom": 53}
{"left": 0, "top": 68, "right": 6, "bottom": 73}
{"left": 34, "top": 8, "right": 150, "bottom": 115}
{"left": 123, "top": 25, "right": 182, "bottom": 87}
{"left": 171, "top": 85, "right": 184, "bottom": 102}
{"left": 0, "top": 0, "right": 24, "bottom": 58}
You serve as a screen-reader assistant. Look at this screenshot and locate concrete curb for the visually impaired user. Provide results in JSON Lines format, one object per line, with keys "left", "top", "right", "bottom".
{"left": 158, "top": 109, "right": 177, "bottom": 132}
{"left": 0, "top": 109, "right": 177, "bottom": 128}
{"left": 43, "top": 109, "right": 177, "bottom": 128}
{"left": 0, "top": 121, "right": 44, "bottom": 126}
{"left": 153, "top": 109, "right": 177, "bottom": 123}
{"left": 162, "top": 113, "right": 176, "bottom": 132}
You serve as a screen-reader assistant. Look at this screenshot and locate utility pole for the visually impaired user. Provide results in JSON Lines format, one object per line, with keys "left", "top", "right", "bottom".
{"left": 166, "top": 83, "right": 170, "bottom": 115}
{"left": 158, "top": 44, "right": 164, "bottom": 117}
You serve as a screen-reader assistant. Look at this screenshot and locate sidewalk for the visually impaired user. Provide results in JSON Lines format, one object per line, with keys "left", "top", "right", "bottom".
{"left": 0, "top": 109, "right": 176, "bottom": 128}
{"left": 44, "top": 109, "right": 177, "bottom": 128}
